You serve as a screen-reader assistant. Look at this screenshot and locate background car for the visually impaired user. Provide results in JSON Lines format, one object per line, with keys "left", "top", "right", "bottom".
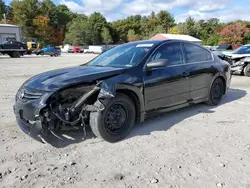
{"left": 84, "top": 46, "right": 104, "bottom": 54}
{"left": 0, "top": 40, "right": 27, "bottom": 49}
{"left": 228, "top": 45, "right": 250, "bottom": 76}
{"left": 36, "top": 45, "right": 61, "bottom": 57}
{"left": 61, "top": 44, "right": 73, "bottom": 53}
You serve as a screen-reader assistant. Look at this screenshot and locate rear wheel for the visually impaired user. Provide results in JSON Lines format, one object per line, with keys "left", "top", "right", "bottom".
{"left": 90, "top": 93, "right": 135, "bottom": 142}
{"left": 10, "top": 52, "right": 21, "bottom": 58}
{"left": 244, "top": 64, "right": 250, "bottom": 77}
{"left": 54, "top": 53, "right": 58, "bottom": 57}
{"left": 206, "top": 78, "right": 224, "bottom": 106}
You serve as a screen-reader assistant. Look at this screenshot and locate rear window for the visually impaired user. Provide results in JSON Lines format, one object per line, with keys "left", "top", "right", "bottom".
{"left": 183, "top": 43, "right": 212, "bottom": 63}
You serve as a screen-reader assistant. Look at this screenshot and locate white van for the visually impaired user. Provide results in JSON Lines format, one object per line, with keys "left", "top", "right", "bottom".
{"left": 61, "top": 44, "right": 74, "bottom": 53}
{"left": 84, "top": 46, "right": 104, "bottom": 54}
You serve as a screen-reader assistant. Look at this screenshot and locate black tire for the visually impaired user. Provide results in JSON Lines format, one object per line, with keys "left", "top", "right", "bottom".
{"left": 244, "top": 64, "right": 250, "bottom": 77}
{"left": 54, "top": 53, "right": 58, "bottom": 57}
{"left": 40, "top": 51, "right": 44, "bottom": 56}
{"left": 206, "top": 78, "right": 224, "bottom": 106}
{"left": 12, "top": 52, "right": 21, "bottom": 58}
{"left": 90, "top": 93, "right": 136, "bottom": 142}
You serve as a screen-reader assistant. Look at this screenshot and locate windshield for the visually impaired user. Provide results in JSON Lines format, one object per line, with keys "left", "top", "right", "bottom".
{"left": 217, "top": 44, "right": 232, "bottom": 50}
{"left": 87, "top": 43, "right": 155, "bottom": 68}
{"left": 232, "top": 46, "right": 250, "bottom": 54}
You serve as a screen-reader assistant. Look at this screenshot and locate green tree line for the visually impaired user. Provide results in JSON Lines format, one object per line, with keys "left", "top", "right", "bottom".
{"left": 1, "top": 0, "right": 250, "bottom": 45}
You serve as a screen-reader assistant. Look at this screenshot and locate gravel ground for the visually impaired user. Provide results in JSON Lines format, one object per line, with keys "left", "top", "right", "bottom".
{"left": 0, "top": 54, "right": 250, "bottom": 188}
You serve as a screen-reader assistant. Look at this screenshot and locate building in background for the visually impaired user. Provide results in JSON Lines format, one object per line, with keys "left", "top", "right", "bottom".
{"left": 0, "top": 24, "right": 21, "bottom": 43}
{"left": 151, "top": 34, "right": 202, "bottom": 45}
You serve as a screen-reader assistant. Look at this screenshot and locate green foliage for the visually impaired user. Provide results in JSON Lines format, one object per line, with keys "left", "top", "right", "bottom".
{"left": 102, "top": 27, "right": 113, "bottom": 44}
{"left": 243, "top": 32, "right": 250, "bottom": 44}
{"left": 88, "top": 12, "right": 108, "bottom": 44}
{"left": 149, "top": 25, "right": 165, "bottom": 38}
{"left": 127, "top": 29, "right": 139, "bottom": 42}
{"left": 157, "top": 11, "right": 175, "bottom": 32}
{"left": 184, "top": 17, "right": 197, "bottom": 37}
{"left": 0, "top": 0, "right": 6, "bottom": 20}
{"left": 169, "top": 26, "right": 181, "bottom": 34}
{"left": 64, "top": 14, "right": 90, "bottom": 45}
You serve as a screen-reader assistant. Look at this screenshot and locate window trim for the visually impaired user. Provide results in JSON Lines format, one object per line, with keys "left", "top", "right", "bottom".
{"left": 182, "top": 42, "right": 214, "bottom": 64}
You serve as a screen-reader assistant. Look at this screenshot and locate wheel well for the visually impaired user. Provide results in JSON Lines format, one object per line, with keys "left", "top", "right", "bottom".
{"left": 217, "top": 76, "right": 226, "bottom": 94}
{"left": 117, "top": 89, "right": 141, "bottom": 123}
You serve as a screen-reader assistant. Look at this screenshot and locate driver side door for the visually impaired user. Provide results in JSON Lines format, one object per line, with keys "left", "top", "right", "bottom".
{"left": 143, "top": 42, "right": 191, "bottom": 112}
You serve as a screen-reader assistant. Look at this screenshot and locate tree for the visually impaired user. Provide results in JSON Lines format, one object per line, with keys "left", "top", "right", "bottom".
{"left": 11, "top": 0, "right": 40, "bottom": 38}
{"left": 157, "top": 10, "right": 175, "bottom": 32}
{"left": 169, "top": 26, "right": 181, "bottom": 34}
{"left": 65, "top": 14, "right": 90, "bottom": 45}
{"left": 88, "top": 12, "right": 108, "bottom": 44}
{"left": 101, "top": 27, "right": 113, "bottom": 44}
{"left": 220, "top": 23, "right": 249, "bottom": 44}
{"left": 127, "top": 29, "right": 138, "bottom": 42}
{"left": 185, "top": 17, "right": 197, "bottom": 37}
{"left": 149, "top": 25, "right": 165, "bottom": 38}
{"left": 243, "top": 32, "right": 250, "bottom": 44}
{"left": 0, "top": 0, "right": 6, "bottom": 20}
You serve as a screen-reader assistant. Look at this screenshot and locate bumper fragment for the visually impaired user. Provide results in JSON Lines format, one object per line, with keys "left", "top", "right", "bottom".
{"left": 16, "top": 117, "right": 45, "bottom": 143}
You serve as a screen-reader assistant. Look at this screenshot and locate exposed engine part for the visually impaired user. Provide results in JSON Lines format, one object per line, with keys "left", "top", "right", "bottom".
{"left": 40, "top": 81, "right": 117, "bottom": 139}
{"left": 49, "top": 101, "right": 85, "bottom": 125}
{"left": 70, "top": 87, "right": 99, "bottom": 112}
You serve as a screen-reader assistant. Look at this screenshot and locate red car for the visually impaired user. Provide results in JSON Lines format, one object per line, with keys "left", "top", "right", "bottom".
{"left": 73, "top": 46, "right": 84, "bottom": 53}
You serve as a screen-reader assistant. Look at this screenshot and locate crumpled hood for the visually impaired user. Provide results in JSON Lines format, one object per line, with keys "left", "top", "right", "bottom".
{"left": 227, "top": 54, "right": 250, "bottom": 59}
{"left": 24, "top": 66, "right": 126, "bottom": 91}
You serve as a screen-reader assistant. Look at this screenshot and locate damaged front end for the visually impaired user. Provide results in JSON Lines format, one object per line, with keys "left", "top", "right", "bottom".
{"left": 13, "top": 81, "right": 116, "bottom": 143}
{"left": 231, "top": 57, "right": 250, "bottom": 75}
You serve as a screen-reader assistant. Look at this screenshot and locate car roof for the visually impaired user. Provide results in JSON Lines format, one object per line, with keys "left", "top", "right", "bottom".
{"left": 243, "top": 44, "right": 250, "bottom": 47}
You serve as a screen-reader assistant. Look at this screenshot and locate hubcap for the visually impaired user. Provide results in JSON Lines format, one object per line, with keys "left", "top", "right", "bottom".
{"left": 105, "top": 103, "right": 128, "bottom": 134}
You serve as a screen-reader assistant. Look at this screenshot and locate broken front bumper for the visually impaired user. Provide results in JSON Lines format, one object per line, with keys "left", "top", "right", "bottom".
{"left": 14, "top": 113, "right": 44, "bottom": 143}
{"left": 13, "top": 90, "right": 52, "bottom": 143}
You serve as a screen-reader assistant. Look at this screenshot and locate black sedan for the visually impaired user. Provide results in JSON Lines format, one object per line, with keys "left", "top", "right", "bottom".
{"left": 13, "top": 40, "right": 231, "bottom": 143}
{"left": 0, "top": 40, "right": 27, "bottom": 49}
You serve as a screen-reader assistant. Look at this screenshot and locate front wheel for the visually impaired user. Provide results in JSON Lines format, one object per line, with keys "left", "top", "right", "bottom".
{"left": 90, "top": 93, "right": 136, "bottom": 142}
{"left": 206, "top": 78, "right": 224, "bottom": 106}
{"left": 244, "top": 64, "right": 250, "bottom": 77}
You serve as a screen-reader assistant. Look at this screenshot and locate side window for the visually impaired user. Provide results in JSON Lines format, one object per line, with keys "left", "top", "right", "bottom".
{"left": 183, "top": 43, "right": 212, "bottom": 63}
{"left": 150, "top": 42, "right": 184, "bottom": 66}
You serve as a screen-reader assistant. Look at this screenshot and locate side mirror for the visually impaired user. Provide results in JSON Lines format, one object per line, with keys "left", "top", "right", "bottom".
{"left": 147, "top": 59, "right": 168, "bottom": 69}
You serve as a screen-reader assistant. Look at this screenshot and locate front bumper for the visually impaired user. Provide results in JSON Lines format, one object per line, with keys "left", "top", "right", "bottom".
{"left": 14, "top": 113, "right": 44, "bottom": 143}
{"left": 13, "top": 90, "right": 52, "bottom": 143}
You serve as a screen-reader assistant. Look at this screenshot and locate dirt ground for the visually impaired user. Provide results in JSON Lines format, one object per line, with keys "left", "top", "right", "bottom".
{"left": 0, "top": 54, "right": 250, "bottom": 188}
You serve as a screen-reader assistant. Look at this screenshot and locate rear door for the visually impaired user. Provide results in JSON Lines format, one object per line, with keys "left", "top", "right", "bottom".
{"left": 143, "top": 42, "right": 191, "bottom": 112}
{"left": 3, "top": 41, "right": 12, "bottom": 49}
{"left": 182, "top": 42, "right": 215, "bottom": 101}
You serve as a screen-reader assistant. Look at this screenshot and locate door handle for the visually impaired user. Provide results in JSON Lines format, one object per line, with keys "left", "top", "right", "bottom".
{"left": 182, "top": 72, "right": 189, "bottom": 77}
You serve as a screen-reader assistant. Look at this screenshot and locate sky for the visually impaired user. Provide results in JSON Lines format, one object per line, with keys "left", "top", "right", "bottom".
{"left": 5, "top": 0, "right": 250, "bottom": 23}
